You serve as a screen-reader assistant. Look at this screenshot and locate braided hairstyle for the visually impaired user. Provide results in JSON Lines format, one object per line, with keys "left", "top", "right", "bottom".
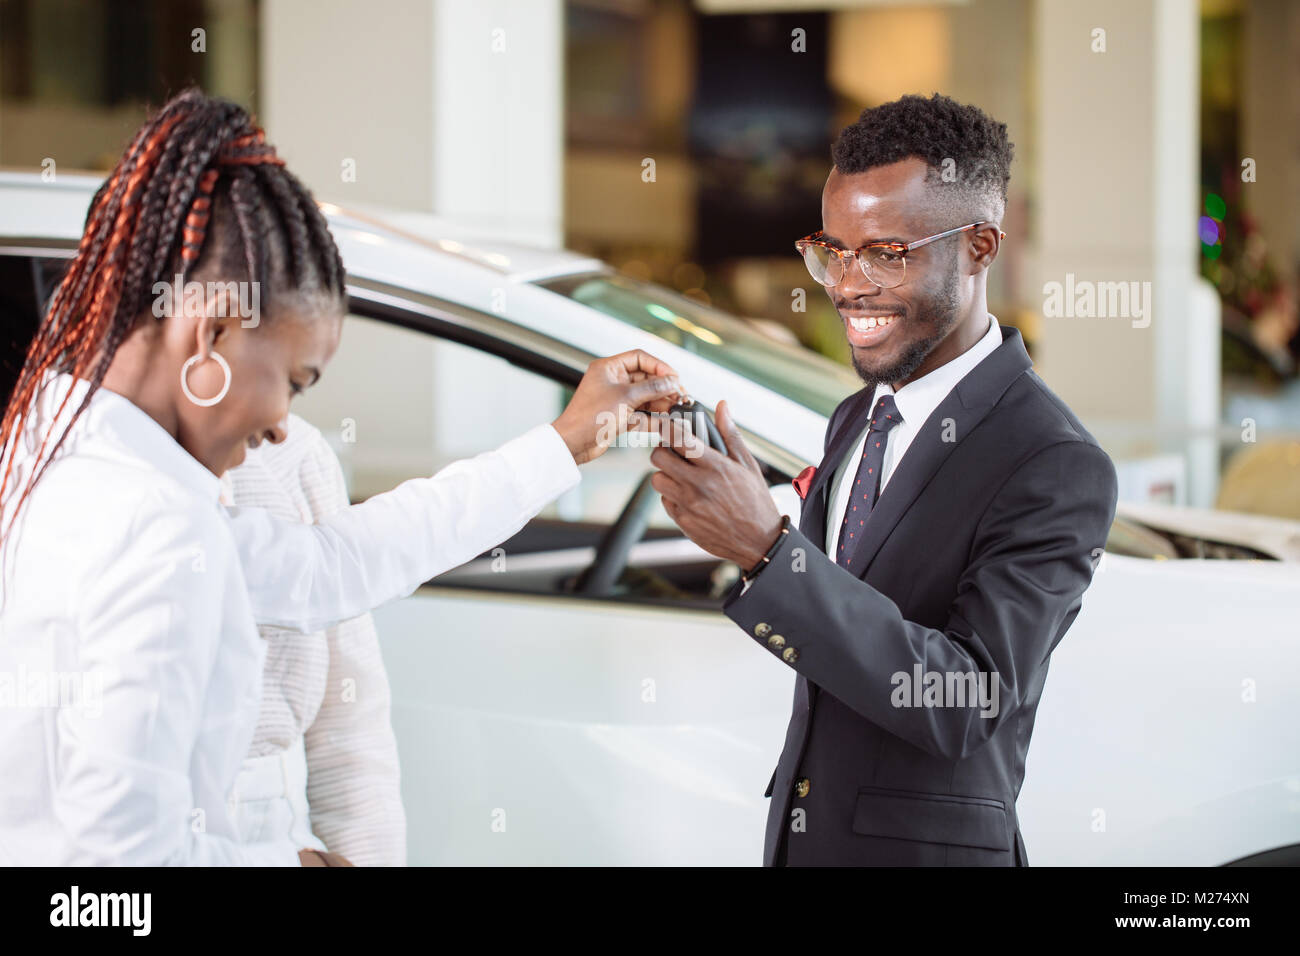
{"left": 0, "top": 88, "right": 345, "bottom": 541}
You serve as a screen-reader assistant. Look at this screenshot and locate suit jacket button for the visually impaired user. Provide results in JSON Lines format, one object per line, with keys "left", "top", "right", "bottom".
{"left": 754, "top": 622, "right": 772, "bottom": 639}
{"left": 782, "top": 646, "right": 800, "bottom": 664}
{"left": 794, "top": 777, "right": 810, "bottom": 798}
{"left": 767, "top": 633, "right": 785, "bottom": 651}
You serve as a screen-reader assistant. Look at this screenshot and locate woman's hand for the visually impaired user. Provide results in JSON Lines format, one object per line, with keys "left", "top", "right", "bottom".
{"left": 298, "top": 848, "right": 355, "bottom": 866}
{"left": 551, "top": 350, "right": 684, "bottom": 465}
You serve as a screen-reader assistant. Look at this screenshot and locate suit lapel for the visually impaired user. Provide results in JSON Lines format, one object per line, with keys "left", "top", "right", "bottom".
{"left": 800, "top": 326, "right": 1033, "bottom": 575}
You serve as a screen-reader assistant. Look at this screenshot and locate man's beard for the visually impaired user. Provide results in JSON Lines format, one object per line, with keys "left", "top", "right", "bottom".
{"left": 850, "top": 264, "right": 962, "bottom": 390}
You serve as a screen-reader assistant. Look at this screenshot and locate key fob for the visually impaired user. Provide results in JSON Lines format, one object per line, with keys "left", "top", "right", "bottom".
{"left": 666, "top": 400, "right": 728, "bottom": 457}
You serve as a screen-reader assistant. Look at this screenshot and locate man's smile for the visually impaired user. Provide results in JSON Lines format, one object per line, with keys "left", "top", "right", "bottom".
{"left": 840, "top": 310, "right": 901, "bottom": 348}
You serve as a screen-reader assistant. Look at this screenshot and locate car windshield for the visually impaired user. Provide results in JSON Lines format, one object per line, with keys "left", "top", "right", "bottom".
{"left": 539, "top": 272, "right": 861, "bottom": 416}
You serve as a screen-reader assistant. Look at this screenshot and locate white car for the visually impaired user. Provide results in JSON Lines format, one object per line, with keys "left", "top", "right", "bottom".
{"left": 3, "top": 171, "right": 1298, "bottom": 866}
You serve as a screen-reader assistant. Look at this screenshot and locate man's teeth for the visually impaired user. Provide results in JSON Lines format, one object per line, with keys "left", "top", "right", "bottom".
{"left": 849, "top": 316, "right": 897, "bottom": 331}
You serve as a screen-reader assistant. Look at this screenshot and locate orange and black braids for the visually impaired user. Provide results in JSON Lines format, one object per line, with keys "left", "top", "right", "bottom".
{"left": 0, "top": 87, "right": 345, "bottom": 542}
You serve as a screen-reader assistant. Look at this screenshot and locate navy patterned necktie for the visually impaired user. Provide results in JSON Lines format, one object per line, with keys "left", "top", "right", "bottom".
{"left": 836, "top": 392, "right": 903, "bottom": 570}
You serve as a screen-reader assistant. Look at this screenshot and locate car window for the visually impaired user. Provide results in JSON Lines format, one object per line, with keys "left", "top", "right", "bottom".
{"left": 290, "top": 312, "right": 677, "bottom": 522}
{"left": 291, "top": 311, "right": 743, "bottom": 607}
{"left": 539, "top": 271, "right": 861, "bottom": 417}
{"left": 0, "top": 253, "right": 67, "bottom": 409}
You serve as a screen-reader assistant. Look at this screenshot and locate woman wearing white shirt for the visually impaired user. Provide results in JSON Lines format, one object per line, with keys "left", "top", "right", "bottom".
{"left": 0, "top": 89, "right": 682, "bottom": 866}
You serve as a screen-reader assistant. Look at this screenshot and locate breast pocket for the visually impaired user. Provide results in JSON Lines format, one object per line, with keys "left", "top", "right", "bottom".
{"left": 851, "top": 786, "right": 1011, "bottom": 857}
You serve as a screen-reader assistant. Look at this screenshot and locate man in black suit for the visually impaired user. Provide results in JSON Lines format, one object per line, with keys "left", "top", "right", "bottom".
{"left": 650, "top": 94, "right": 1118, "bottom": 866}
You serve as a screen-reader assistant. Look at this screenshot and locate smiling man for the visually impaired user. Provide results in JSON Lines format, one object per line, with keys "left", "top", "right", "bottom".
{"left": 650, "top": 94, "right": 1119, "bottom": 866}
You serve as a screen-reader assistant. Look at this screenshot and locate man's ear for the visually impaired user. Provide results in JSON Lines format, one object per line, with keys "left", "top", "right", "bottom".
{"left": 968, "top": 224, "right": 1001, "bottom": 274}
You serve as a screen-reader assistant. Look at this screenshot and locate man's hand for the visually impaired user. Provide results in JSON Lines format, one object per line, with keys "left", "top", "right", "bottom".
{"left": 649, "top": 399, "right": 784, "bottom": 568}
{"left": 552, "top": 350, "right": 684, "bottom": 465}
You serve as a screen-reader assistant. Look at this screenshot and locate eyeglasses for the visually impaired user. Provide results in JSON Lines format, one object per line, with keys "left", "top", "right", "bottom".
{"left": 794, "top": 221, "right": 1005, "bottom": 289}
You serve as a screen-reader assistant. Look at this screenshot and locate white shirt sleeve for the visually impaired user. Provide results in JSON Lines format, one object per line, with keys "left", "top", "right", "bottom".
{"left": 56, "top": 498, "right": 299, "bottom": 866}
{"left": 228, "top": 422, "right": 581, "bottom": 634}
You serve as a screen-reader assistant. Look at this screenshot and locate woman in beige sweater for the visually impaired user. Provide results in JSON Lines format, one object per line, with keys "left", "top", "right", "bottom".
{"left": 222, "top": 414, "right": 405, "bottom": 866}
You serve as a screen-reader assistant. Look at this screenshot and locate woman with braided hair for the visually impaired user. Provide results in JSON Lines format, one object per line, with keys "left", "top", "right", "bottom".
{"left": 0, "top": 89, "right": 684, "bottom": 865}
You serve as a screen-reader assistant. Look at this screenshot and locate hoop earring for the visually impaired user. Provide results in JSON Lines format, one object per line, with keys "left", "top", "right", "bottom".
{"left": 181, "top": 351, "right": 231, "bottom": 407}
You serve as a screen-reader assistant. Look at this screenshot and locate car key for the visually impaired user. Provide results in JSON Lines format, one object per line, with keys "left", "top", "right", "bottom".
{"left": 665, "top": 396, "right": 728, "bottom": 457}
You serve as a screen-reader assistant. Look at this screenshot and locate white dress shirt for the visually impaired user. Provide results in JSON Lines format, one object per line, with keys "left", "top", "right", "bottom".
{"left": 0, "top": 372, "right": 579, "bottom": 865}
{"left": 825, "top": 315, "right": 1002, "bottom": 555}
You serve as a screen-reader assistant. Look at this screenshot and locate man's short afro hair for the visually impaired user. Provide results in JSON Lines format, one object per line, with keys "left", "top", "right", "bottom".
{"left": 831, "top": 93, "right": 1014, "bottom": 222}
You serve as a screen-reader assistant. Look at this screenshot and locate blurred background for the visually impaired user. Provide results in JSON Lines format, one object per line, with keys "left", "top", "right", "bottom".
{"left": 2, "top": 0, "right": 1298, "bottom": 517}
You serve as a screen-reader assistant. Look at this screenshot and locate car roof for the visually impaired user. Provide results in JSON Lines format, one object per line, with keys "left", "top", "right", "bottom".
{"left": 0, "top": 170, "right": 599, "bottom": 282}
{"left": 328, "top": 201, "right": 605, "bottom": 283}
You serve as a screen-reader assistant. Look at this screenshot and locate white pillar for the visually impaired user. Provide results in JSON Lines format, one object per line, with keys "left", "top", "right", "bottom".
{"left": 259, "top": 0, "right": 566, "bottom": 479}
{"left": 260, "top": 0, "right": 561, "bottom": 244}
{"left": 1035, "top": 0, "right": 1218, "bottom": 506}
{"left": 430, "top": 0, "right": 563, "bottom": 247}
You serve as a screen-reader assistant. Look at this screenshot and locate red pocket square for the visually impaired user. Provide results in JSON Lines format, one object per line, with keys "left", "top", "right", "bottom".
{"left": 792, "top": 465, "right": 817, "bottom": 500}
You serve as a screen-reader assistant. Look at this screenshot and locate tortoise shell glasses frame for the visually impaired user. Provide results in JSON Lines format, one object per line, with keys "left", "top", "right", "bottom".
{"left": 794, "top": 221, "right": 1006, "bottom": 289}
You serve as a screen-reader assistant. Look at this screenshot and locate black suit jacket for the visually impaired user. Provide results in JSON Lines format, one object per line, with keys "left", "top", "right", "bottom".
{"left": 723, "top": 325, "right": 1118, "bottom": 866}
